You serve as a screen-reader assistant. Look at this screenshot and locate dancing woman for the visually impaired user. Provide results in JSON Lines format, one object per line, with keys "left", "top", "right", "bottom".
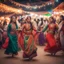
{"left": 3, "top": 16, "right": 19, "bottom": 57}
{"left": 18, "top": 16, "right": 37, "bottom": 60}
{"left": 44, "top": 17, "right": 61, "bottom": 55}
{"left": 59, "top": 15, "right": 64, "bottom": 53}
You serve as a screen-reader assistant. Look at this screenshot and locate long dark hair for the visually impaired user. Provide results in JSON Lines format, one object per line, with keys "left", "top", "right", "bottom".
{"left": 50, "top": 17, "right": 56, "bottom": 24}
{"left": 40, "top": 18, "right": 43, "bottom": 26}
{"left": 36, "top": 19, "right": 40, "bottom": 26}
{"left": 3, "top": 20, "right": 7, "bottom": 26}
{"left": 10, "top": 16, "right": 17, "bottom": 25}
{"left": 25, "top": 16, "right": 33, "bottom": 30}
{"left": 25, "top": 16, "right": 31, "bottom": 21}
{"left": 30, "top": 22, "right": 33, "bottom": 30}
{"left": 60, "top": 15, "right": 64, "bottom": 21}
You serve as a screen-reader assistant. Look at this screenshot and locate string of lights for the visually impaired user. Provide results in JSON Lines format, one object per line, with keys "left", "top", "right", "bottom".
{"left": 9, "top": 0, "right": 54, "bottom": 11}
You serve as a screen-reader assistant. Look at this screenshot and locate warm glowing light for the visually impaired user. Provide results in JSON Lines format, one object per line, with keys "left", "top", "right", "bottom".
{"left": 56, "top": 0, "right": 59, "bottom": 2}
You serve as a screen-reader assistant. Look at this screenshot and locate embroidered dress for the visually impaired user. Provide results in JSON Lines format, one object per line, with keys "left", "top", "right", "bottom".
{"left": 18, "top": 22, "right": 37, "bottom": 59}
{"left": 44, "top": 23, "right": 61, "bottom": 54}
{"left": 4, "top": 23, "right": 19, "bottom": 55}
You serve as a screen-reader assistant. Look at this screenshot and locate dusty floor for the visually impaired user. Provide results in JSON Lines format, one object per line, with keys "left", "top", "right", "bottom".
{"left": 0, "top": 46, "right": 64, "bottom": 64}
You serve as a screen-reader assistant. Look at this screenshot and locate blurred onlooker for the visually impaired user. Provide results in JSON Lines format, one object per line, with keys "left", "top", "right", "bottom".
{"left": 0, "top": 22, "right": 3, "bottom": 49}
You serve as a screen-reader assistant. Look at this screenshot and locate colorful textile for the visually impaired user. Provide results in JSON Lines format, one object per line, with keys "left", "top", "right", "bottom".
{"left": 18, "top": 31, "right": 37, "bottom": 58}
{"left": 4, "top": 24, "right": 19, "bottom": 55}
{"left": 44, "top": 33, "right": 61, "bottom": 53}
{"left": 23, "top": 35, "right": 37, "bottom": 58}
{"left": 38, "top": 32, "right": 45, "bottom": 45}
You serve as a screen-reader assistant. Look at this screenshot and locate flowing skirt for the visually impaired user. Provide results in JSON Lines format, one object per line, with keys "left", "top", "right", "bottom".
{"left": 44, "top": 33, "right": 61, "bottom": 53}
{"left": 38, "top": 32, "right": 45, "bottom": 45}
{"left": 3, "top": 34, "right": 19, "bottom": 55}
{"left": 18, "top": 32, "right": 37, "bottom": 59}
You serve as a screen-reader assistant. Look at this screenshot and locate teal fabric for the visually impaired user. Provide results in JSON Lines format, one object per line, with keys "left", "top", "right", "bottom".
{"left": 24, "top": 35, "right": 35, "bottom": 52}
{"left": 24, "top": 36, "right": 29, "bottom": 49}
{"left": 5, "top": 24, "right": 19, "bottom": 54}
{"left": 42, "top": 25, "right": 48, "bottom": 32}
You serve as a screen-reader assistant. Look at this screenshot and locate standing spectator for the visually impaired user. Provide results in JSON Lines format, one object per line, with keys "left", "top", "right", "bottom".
{"left": 0, "top": 22, "right": 3, "bottom": 49}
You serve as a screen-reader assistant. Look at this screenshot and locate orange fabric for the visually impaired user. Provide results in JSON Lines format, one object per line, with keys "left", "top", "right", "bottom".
{"left": 27, "top": 35, "right": 33, "bottom": 48}
{"left": 32, "top": 30, "right": 39, "bottom": 44}
{"left": 25, "top": 35, "right": 37, "bottom": 55}
{"left": 18, "top": 32, "right": 24, "bottom": 50}
{"left": 25, "top": 35, "right": 34, "bottom": 55}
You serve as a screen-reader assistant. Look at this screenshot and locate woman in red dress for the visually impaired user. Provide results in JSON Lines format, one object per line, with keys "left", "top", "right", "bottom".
{"left": 44, "top": 17, "right": 61, "bottom": 55}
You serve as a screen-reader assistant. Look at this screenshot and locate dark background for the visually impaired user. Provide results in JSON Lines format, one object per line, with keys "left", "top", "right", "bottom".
{"left": 0, "top": 0, "right": 64, "bottom": 3}
{"left": 14, "top": 0, "right": 64, "bottom": 2}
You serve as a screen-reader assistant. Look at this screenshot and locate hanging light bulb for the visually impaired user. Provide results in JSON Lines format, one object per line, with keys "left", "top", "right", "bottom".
{"left": 56, "top": 0, "right": 59, "bottom": 2}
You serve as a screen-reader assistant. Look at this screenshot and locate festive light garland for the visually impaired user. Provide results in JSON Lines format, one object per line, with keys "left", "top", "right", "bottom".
{"left": 10, "top": 0, "right": 54, "bottom": 10}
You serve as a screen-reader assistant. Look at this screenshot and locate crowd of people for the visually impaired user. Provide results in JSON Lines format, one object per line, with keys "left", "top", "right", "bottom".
{"left": 0, "top": 14, "right": 64, "bottom": 60}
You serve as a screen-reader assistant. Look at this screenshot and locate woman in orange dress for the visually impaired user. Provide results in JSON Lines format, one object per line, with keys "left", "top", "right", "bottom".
{"left": 18, "top": 16, "right": 37, "bottom": 60}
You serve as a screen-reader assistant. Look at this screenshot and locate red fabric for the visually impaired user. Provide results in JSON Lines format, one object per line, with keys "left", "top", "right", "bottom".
{"left": 3, "top": 31, "right": 7, "bottom": 39}
{"left": 48, "top": 24, "right": 56, "bottom": 30}
{"left": 32, "top": 30, "right": 39, "bottom": 44}
{"left": 46, "top": 33, "right": 56, "bottom": 47}
{"left": 44, "top": 33, "right": 61, "bottom": 53}
{"left": 18, "top": 31, "right": 24, "bottom": 50}
{"left": 62, "top": 25, "right": 64, "bottom": 35}
{"left": 18, "top": 30, "right": 38, "bottom": 50}
{"left": 2, "top": 37, "right": 9, "bottom": 49}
